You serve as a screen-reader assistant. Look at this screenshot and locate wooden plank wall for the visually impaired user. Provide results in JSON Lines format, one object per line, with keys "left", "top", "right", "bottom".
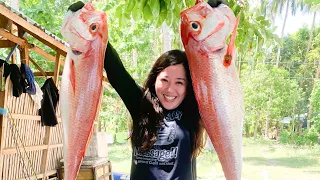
{"left": 0, "top": 78, "right": 63, "bottom": 180}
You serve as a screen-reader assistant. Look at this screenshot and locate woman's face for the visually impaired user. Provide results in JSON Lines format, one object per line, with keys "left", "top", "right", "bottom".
{"left": 155, "top": 64, "right": 188, "bottom": 110}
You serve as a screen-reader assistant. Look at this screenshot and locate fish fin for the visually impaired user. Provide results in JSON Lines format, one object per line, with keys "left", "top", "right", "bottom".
{"left": 195, "top": 0, "right": 204, "bottom": 4}
{"left": 70, "top": 60, "right": 76, "bottom": 94}
{"left": 83, "top": 2, "right": 95, "bottom": 11}
{"left": 224, "top": 15, "right": 240, "bottom": 67}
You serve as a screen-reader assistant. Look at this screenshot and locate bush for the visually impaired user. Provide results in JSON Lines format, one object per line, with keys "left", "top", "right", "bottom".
{"left": 279, "top": 130, "right": 291, "bottom": 144}
{"left": 279, "top": 128, "right": 319, "bottom": 146}
{"left": 298, "top": 127, "right": 319, "bottom": 146}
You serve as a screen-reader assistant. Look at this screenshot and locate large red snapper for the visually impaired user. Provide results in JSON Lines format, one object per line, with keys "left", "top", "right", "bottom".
{"left": 180, "top": 1, "right": 244, "bottom": 180}
{"left": 60, "top": 2, "right": 108, "bottom": 180}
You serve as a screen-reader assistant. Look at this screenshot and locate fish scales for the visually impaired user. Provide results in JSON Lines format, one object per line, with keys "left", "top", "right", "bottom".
{"left": 180, "top": 1, "right": 244, "bottom": 180}
{"left": 60, "top": 2, "right": 108, "bottom": 180}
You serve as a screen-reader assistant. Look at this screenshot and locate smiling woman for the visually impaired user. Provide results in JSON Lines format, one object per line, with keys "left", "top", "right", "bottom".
{"left": 104, "top": 41, "right": 206, "bottom": 179}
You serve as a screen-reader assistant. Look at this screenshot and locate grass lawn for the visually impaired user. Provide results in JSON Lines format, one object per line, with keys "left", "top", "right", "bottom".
{"left": 108, "top": 137, "right": 320, "bottom": 180}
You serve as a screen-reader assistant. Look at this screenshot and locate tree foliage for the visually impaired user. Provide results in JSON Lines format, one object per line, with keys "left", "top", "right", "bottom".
{"left": 4, "top": 0, "right": 319, "bottom": 142}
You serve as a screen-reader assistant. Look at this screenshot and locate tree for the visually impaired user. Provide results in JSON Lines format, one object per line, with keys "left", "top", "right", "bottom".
{"left": 241, "top": 64, "right": 303, "bottom": 137}
{"left": 266, "top": 0, "right": 304, "bottom": 67}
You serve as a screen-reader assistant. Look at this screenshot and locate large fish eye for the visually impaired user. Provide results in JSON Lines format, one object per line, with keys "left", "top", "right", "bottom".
{"left": 90, "top": 23, "right": 99, "bottom": 32}
{"left": 72, "top": 50, "right": 82, "bottom": 55}
{"left": 190, "top": 22, "right": 200, "bottom": 31}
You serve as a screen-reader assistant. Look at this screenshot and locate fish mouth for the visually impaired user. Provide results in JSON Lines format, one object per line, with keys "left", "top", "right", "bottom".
{"left": 71, "top": 49, "right": 83, "bottom": 55}
{"left": 210, "top": 45, "right": 226, "bottom": 54}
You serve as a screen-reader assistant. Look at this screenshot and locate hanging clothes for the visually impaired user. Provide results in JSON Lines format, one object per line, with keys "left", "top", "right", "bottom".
{"left": 0, "top": 59, "right": 10, "bottom": 78}
{"left": 8, "top": 64, "right": 24, "bottom": 97}
{"left": 31, "top": 81, "right": 43, "bottom": 110}
{"left": 20, "top": 63, "right": 36, "bottom": 95}
{"left": 39, "top": 78, "right": 59, "bottom": 126}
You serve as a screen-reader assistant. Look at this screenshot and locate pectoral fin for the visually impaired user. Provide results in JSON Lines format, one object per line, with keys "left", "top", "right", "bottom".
{"left": 224, "top": 16, "right": 240, "bottom": 67}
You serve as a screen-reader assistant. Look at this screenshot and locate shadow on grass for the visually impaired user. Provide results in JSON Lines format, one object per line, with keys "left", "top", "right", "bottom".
{"left": 108, "top": 144, "right": 132, "bottom": 162}
{"left": 303, "top": 170, "right": 320, "bottom": 174}
{"left": 244, "top": 157, "right": 318, "bottom": 168}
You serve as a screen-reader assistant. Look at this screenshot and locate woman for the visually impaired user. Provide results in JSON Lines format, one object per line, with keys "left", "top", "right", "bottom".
{"left": 104, "top": 42, "right": 205, "bottom": 180}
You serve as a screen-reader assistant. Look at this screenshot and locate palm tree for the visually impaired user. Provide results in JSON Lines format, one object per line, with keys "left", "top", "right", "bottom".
{"left": 301, "top": 0, "right": 320, "bottom": 129}
{"left": 266, "top": 0, "right": 304, "bottom": 67}
{"left": 302, "top": 0, "right": 320, "bottom": 63}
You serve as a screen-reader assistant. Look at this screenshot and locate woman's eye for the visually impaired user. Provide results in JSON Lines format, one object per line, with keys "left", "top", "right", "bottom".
{"left": 176, "top": 81, "right": 184, "bottom": 85}
{"left": 161, "top": 79, "right": 168, "bottom": 82}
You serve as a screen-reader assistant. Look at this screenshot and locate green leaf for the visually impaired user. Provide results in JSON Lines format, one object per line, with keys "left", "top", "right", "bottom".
{"left": 143, "top": 4, "right": 153, "bottom": 21}
{"left": 254, "top": 29, "right": 263, "bottom": 39}
{"left": 169, "top": 0, "right": 176, "bottom": 10}
{"left": 126, "top": 0, "right": 136, "bottom": 12}
{"left": 149, "top": 0, "right": 160, "bottom": 17}
{"left": 115, "top": 4, "right": 124, "bottom": 19}
{"left": 141, "top": 0, "right": 149, "bottom": 8}
{"left": 186, "top": 0, "right": 195, "bottom": 7}
{"left": 132, "top": 3, "right": 142, "bottom": 21}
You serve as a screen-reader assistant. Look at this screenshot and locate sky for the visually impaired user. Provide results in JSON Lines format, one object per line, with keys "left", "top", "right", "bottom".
{"left": 249, "top": 0, "right": 320, "bottom": 36}
{"left": 274, "top": 9, "right": 320, "bottom": 36}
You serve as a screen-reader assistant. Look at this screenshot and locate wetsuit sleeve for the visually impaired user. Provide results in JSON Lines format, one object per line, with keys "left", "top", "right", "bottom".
{"left": 104, "top": 42, "right": 143, "bottom": 118}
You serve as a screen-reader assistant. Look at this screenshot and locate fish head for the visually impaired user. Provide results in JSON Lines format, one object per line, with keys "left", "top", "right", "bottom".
{"left": 180, "top": 1, "right": 236, "bottom": 54}
{"left": 61, "top": 2, "right": 108, "bottom": 55}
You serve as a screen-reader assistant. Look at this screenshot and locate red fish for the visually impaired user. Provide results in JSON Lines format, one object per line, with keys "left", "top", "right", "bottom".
{"left": 60, "top": 2, "right": 108, "bottom": 180}
{"left": 180, "top": 1, "right": 244, "bottom": 180}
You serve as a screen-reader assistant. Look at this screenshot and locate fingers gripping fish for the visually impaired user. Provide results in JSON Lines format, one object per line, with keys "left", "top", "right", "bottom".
{"left": 60, "top": 2, "right": 108, "bottom": 179}
{"left": 180, "top": 1, "right": 244, "bottom": 180}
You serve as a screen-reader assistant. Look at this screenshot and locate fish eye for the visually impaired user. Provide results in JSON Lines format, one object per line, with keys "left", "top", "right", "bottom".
{"left": 90, "top": 23, "right": 98, "bottom": 32}
{"left": 72, "top": 50, "right": 82, "bottom": 55}
{"left": 190, "top": 22, "right": 200, "bottom": 31}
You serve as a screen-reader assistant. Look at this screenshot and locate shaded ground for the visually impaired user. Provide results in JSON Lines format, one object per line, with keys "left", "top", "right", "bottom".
{"left": 108, "top": 138, "right": 320, "bottom": 180}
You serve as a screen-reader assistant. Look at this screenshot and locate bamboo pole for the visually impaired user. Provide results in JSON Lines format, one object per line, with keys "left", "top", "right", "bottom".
{"left": 0, "top": 80, "right": 8, "bottom": 180}
{"left": 40, "top": 53, "right": 61, "bottom": 180}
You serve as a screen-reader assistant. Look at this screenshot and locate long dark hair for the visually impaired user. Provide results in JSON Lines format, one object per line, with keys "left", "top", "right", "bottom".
{"left": 130, "top": 50, "right": 205, "bottom": 158}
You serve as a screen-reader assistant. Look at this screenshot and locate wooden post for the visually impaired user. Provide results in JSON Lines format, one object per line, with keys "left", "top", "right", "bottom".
{"left": 19, "top": 30, "right": 29, "bottom": 66}
{"left": 40, "top": 53, "right": 61, "bottom": 180}
{"left": 20, "top": 47, "right": 29, "bottom": 65}
{"left": 53, "top": 53, "right": 61, "bottom": 85}
{"left": 0, "top": 82, "right": 8, "bottom": 180}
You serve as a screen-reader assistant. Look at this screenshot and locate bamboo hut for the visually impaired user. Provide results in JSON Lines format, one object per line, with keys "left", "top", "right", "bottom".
{"left": 0, "top": 2, "right": 108, "bottom": 180}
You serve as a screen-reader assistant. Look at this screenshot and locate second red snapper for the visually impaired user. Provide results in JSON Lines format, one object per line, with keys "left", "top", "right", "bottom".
{"left": 180, "top": 1, "right": 244, "bottom": 180}
{"left": 60, "top": 2, "right": 108, "bottom": 179}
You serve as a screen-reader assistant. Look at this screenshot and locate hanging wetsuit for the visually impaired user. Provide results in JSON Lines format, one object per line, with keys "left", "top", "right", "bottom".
{"left": 8, "top": 64, "right": 24, "bottom": 97}
{"left": 39, "top": 78, "right": 59, "bottom": 126}
{"left": 0, "top": 59, "right": 10, "bottom": 78}
{"left": 20, "top": 63, "right": 36, "bottom": 95}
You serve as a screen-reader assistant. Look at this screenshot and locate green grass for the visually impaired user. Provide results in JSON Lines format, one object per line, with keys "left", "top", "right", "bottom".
{"left": 108, "top": 137, "right": 320, "bottom": 180}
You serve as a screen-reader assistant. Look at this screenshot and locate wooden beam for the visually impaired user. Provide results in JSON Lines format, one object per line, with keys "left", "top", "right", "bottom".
{"left": 5, "top": 113, "right": 62, "bottom": 123}
{"left": 20, "top": 43, "right": 29, "bottom": 65}
{"left": 40, "top": 126, "right": 52, "bottom": 179}
{"left": 41, "top": 65, "right": 61, "bottom": 179}
{"left": 0, "top": 40, "right": 14, "bottom": 48}
{"left": 102, "top": 81, "right": 113, "bottom": 92}
{"left": 0, "top": 28, "right": 65, "bottom": 65}
{"left": 2, "top": 143, "right": 63, "bottom": 155}
{"left": 0, "top": 28, "right": 26, "bottom": 47}
{"left": 29, "top": 57, "right": 48, "bottom": 77}
{"left": 15, "top": 170, "right": 57, "bottom": 180}
{"left": 33, "top": 72, "right": 62, "bottom": 77}
{"left": 53, "top": 53, "right": 61, "bottom": 85}
{"left": 29, "top": 45, "right": 55, "bottom": 62}
{"left": 0, "top": 4, "right": 67, "bottom": 56}
{"left": 19, "top": 29, "right": 29, "bottom": 65}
